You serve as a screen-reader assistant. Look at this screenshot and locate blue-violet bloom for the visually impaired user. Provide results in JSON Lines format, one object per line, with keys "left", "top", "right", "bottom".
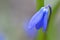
{"left": 24, "top": 5, "right": 51, "bottom": 38}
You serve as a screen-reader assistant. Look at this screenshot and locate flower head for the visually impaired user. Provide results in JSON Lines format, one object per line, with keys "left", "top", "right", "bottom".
{"left": 24, "top": 5, "right": 51, "bottom": 37}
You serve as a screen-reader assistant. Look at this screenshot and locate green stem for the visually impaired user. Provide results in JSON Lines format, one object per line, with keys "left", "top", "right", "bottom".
{"left": 36, "top": 0, "right": 44, "bottom": 40}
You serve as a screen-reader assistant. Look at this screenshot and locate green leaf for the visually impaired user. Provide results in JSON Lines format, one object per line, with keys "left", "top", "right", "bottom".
{"left": 47, "top": 1, "right": 60, "bottom": 40}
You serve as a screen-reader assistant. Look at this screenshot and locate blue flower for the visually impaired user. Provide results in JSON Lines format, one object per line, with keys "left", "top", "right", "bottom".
{"left": 24, "top": 5, "right": 51, "bottom": 37}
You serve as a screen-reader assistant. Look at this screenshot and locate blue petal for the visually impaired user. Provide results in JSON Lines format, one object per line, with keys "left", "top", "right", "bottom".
{"left": 43, "top": 8, "right": 49, "bottom": 31}
{"left": 25, "top": 7, "right": 45, "bottom": 37}
{"left": 36, "top": 7, "right": 50, "bottom": 31}
{"left": 35, "top": 7, "right": 47, "bottom": 30}
{"left": 28, "top": 7, "right": 45, "bottom": 29}
{"left": 24, "top": 5, "right": 51, "bottom": 37}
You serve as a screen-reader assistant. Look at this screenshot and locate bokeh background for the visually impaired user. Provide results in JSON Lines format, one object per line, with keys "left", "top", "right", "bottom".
{"left": 0, "top": 0, "right": 60, "bottom": 40}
